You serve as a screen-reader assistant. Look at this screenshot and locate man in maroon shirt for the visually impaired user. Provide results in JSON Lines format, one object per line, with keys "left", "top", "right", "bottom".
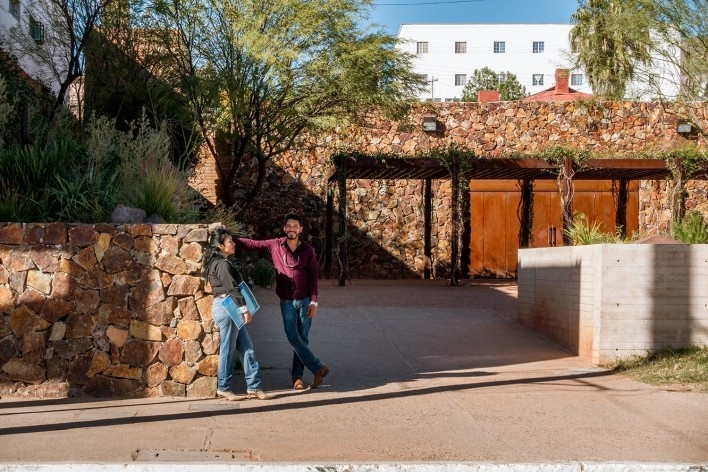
{"left": 235, "top": 213, "right": 329, "bottom": 390}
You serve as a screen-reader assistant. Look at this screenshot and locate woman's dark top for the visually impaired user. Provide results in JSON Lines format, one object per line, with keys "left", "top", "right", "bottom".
{"left": 207, "top": 256, "right": 246, "bottom": 305}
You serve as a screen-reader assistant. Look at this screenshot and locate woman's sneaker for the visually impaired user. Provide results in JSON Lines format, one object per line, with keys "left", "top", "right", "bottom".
{"left": 217, "top": 390, "right": 247, "bottom": 401}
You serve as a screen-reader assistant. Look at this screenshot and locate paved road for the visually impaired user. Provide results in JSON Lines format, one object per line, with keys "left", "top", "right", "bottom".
{"left": 1, "top": 280, "right": 706, "bottom": 471}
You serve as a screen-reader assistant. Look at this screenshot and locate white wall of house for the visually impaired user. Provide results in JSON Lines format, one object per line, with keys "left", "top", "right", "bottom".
{"left": 0, "top": 0, "right": 64, "bottom": 96}
{"left": 398, "top": 23, "right": 590, "bottom": 102}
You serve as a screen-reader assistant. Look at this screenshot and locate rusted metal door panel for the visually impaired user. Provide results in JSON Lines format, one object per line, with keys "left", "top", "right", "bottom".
{"left": 468, "top": 179, "right": 639, "bottom": 278}
{"left": 483, "top": 191, "right": 507, "bottom": 276}
{"left": 626, "top": 188, "right": 639, "bottom": 236}
{"left": 469, "top": 184, "right": 520, "bottom": 277}
{"left": 531, "top": 191, "right": 563, "bottom": 248}
{"left": 469, "top": 189, "right": 485, "bottom": 276}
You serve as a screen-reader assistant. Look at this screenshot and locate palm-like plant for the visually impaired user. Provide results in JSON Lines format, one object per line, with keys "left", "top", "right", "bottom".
{"left": 570, "top": 0, "right": 653, "bottom": 99}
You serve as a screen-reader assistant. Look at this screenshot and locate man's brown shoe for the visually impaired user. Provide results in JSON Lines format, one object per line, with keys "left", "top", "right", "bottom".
{"left": 310, "top": 364, "right": 329, "bottom": 389}
{"left": 246, "top": 390, "right": 273, "bottom": 400}
{"left": 293, "top": 378, "right": 305, "bottom": 390}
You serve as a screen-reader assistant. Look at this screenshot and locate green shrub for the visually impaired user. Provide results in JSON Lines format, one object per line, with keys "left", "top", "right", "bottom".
{"left": 0, "top": 179, "right": 34, "bottom": 221}
{"left": 49, "top": 174, "right": 106, "bottom": 223}
{"left": 0, "top": 139, "right": 74, "bottom": 191}
{"left": 0, "top": 90, "right": 202, "bottom": 223}
{"left": 252, "top": 258, "right": 276, "bottom": 288}
{"left": 128, "top": 167, "right": 199, "bottom": 222}
{"left": 0, "top": 77, "right": 13, "bottom": 149}
{"left": 239, "top": 256, "right": 276, "bottom": 288}
{"left": 116, "top": 114, "right": 200, "bottom": 223}
{"left": 564, "top": 213, "right": 622, "bottom": 245}
{"left": 671, "top": 211, "right": 708, "bottom": 244}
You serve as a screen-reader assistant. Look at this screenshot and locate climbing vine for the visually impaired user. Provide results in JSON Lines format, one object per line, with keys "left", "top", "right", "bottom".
{"left": 652, "top": 145, "right": 707, "bottom": 222}
{"left": 528, "top": 146, "right": 591, "bottom": 244}
{"left": 435, "top": 146, "right": 475, "bottom": 285}
{"left": 517, "top": 179, "right": 535, "bottom": 248}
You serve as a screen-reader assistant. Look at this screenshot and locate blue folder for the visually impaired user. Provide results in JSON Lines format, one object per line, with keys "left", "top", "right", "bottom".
{"left": 238, "top": 281, "right": 260, "bottom": 315}
{"left": 220, "top": 282, "right": 260, "bottom": 329}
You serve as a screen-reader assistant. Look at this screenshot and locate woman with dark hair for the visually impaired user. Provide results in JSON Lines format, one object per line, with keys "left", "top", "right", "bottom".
{"left": 203, "top": 228, "right": 271, "bottom": 401}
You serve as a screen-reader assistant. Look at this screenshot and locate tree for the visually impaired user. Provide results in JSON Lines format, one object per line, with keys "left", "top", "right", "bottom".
{"left": 460, "top": 67, "right": 527, "bottom": 102}
{"left": 142, "top": 0, "right": 425, "bottom": 211}
{"left": 570, "top": 0, "right": 653, "bottom": 99}
{"left": 3, "top": 0, "right": 117, "bottom": 113}
{"left": 571, "top": 0, "right": 707, "bottom": 134}
{"left": 629, "top": 0, "right": 708, "bottom": 128}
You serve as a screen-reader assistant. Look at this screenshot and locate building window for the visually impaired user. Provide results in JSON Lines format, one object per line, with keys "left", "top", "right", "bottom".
{"left": 455, "top": 42, "right": 466, "bottom": 54}
{"left": 29, "top": 17, "right": 45, "bottom": 44}
{"left": 493, "top": 41, "right": 505, "bottom": 53}
{"left": 532, "top": 74, "right": 544, "bottom": 86}
{"left": 9, "top": 0, "right": 21, "bottom": 20}
{"left": 417, "top": 42, "right": 428, "bottom": 54}
{"left": 571, "top": 73, "right": 584, "bottom": 86}
{"left": 533, "top": 41, "right": 544, "bottom": 53}
{"left": 455, "top": 74, "right": 467, "bottom": 86}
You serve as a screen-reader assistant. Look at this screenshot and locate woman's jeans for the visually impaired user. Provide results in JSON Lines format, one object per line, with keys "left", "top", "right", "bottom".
{"left": 280, "top": 297, "right": 323, "bottom": 380}
{"left": 212, "top": 297, "right": 262, "bottom": 392}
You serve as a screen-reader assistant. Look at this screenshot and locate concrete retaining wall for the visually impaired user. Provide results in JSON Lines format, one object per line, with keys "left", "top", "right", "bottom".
{"left": 518, "top": 244, "right": 708, "bottom": 365}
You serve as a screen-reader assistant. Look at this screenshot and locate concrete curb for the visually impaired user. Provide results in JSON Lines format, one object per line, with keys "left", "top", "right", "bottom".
{"left": 1, "top": 463, "right": 707, "bottom": 472}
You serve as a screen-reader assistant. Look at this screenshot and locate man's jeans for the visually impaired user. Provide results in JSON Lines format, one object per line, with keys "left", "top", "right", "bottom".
{"left": 212, "top": 297, "right": 262, "bottom": 392}
{"left": 280, "top": 298, "right": 323, "bottom": 380}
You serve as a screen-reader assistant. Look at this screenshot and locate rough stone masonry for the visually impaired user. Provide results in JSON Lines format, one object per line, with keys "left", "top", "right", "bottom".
{"left": 0, "top": 222, "right": 221, "bottom": 398}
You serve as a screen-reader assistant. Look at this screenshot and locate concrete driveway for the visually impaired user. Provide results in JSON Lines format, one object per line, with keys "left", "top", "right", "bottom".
{"left": 0, "top": 280, "right": 706, "bottom": 469}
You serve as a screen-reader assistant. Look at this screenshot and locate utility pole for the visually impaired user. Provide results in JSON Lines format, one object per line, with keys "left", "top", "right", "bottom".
{"left": 429, "top": 76, "right": 438, "bottom": 101}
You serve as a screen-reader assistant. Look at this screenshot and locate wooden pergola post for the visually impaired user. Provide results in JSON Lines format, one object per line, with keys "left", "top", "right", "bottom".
{"left": 424, "top": 177, "right": 432, "bottom": 279}
{"left": 518, "top": 178, "right": 533, "bottom": 248}
{"left": 450, "top": 155, "right": 460, "bottom": 286}
{"left": 337, "top": 164, "right": 348, "bottom": 287}
{"left": 324, "top": 185, "right": 334, "bottom": 278}
{"left": 614, "top": 179, "right": 629, "bottom": 239}
{"left": 560, "top": 156, "right": 574, "bottom": 246}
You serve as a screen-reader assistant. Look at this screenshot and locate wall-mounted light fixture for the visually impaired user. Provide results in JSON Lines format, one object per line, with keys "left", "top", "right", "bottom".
{"left": 422, "top": 114, "right": 437, "bottom": 132}
{"left": 677, "top": 119, "right": 693, "bottom": 136}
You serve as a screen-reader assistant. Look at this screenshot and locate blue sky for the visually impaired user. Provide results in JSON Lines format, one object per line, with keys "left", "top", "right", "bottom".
{"left": 367, "top": 0, "right": 581, "bottom": 36}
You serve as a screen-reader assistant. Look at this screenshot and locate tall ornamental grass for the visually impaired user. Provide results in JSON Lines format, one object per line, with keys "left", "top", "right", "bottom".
{"left": 115, "top": 115, "right": 200, "bottom": 222}
{"left": 0, "top": 97, "right": 200, "bottom": 222}
{"left": 564, "top": 212, "right": 623, "bottom": 245}
{"left": 671, "top": 211, "right": 708, "bottom": 244}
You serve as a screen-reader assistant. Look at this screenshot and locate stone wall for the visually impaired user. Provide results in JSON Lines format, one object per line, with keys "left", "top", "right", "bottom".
{"left": 0, "top": 223, "right": 220, "bottom": 398}
{"left": 192, "top": 100, "right": 708, "bottom": 279}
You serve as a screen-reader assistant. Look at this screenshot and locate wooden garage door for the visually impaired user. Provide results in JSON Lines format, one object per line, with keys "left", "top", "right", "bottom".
{"left": 468, "top": 180, "right": 639, "bottom": 278}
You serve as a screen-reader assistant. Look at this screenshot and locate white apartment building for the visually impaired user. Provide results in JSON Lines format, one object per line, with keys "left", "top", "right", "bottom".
{"left": 398, "top": 23, "right": 591, "bottom": 102}
{"left": 0, "top": 0, "right": 64, "bottom": 95}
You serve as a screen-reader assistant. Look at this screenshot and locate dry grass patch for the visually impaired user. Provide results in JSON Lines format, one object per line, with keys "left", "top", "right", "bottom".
{"left": 612, "top": 345, "right": 708, "bottom": 392}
